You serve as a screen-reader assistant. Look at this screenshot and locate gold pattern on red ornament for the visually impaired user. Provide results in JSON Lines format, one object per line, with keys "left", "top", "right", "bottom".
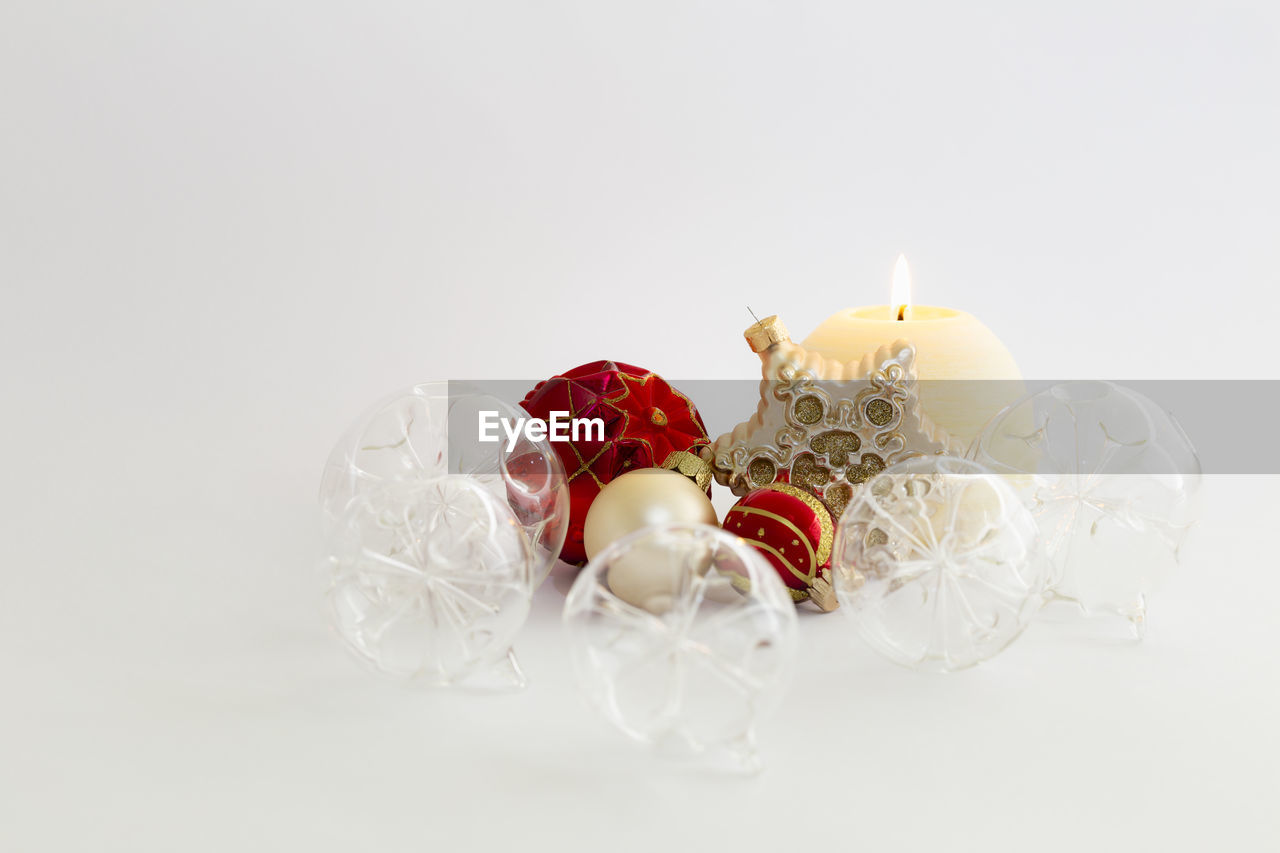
{"left": 723, "top": 482, "right": 838, "bottom": 609}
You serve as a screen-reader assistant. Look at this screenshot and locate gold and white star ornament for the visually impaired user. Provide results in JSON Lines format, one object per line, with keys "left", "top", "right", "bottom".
{"left": 703, "top": 315, "right": 961, "bottom": 523}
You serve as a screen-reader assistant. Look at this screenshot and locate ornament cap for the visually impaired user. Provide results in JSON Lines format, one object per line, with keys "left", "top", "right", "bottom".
{"left": 744, "top": 315, "right": 790, "bottom": 353}
{"left": 661, "top": 450, "right": 715, "bottom": 492}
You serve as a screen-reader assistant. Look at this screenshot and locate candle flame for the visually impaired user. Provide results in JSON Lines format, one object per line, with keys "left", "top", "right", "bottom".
{"left": 891, "top": 254, "right": 912, "bottom": 320}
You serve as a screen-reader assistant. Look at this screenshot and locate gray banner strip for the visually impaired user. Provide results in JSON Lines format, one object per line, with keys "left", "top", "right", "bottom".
{"left": 450, "top": 379, "right": 1279, "bottom": 475}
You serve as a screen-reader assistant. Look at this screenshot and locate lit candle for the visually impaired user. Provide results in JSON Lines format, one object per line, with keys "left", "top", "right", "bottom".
{"left": 802, "top": 256, "right": 1022, "bottom": 448}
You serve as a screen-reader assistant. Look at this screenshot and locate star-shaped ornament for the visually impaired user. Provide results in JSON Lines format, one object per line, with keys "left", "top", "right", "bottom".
{"left": 704, "top": 315, "right": 961, "bottom": 523}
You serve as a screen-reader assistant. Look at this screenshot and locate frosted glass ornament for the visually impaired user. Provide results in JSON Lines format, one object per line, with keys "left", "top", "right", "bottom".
{"left": 970, "top": 381, "right": 1201, "bottom": 637}
{"left": 328, "top": 476, "right": 534, "bottom": 687}
{"left": 832, "top": 456, "right": 1046, "bottom": 672}
{"left": 563, "top": 524, "right": 797, "bottom": 772}
{"left": 320, "top": 381, "right": 568, "bottom": 582}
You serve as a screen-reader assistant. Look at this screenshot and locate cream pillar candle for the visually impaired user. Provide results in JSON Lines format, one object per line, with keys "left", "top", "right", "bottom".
{"left": 801, "top": 257, "right": 1022, "bottom": 448}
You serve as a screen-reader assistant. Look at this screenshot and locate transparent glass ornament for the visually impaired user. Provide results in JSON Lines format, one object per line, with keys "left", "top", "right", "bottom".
{"left": 832, "top": 456, "right": 1047, "bottom": 672}
{"left": 970, "top": 381, "right": 1201, "bottom": 637}
{"left": 563, "top": 523, "right": 798, "bottom": 772}
{"left": 328, "top": 476, "right": 534, "bottom": 687}
{"left": 320, "top": 381, "right": 567, "bottom": 583}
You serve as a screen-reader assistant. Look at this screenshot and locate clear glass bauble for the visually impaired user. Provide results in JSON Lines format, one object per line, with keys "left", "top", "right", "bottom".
{"left": 320, "top": 381, "right": 568, "bottom": 583}
{"left": 327, "top": 476, "right": 534, "bottom": 686}
{"left": 832, "top": 456, "right": 1047, "bottom": 672}
{"left": 563, "top": 523, "right": 798, "bottom": 772}
{"left": 970, "top": 380, "right": 1201, "bottom": 637}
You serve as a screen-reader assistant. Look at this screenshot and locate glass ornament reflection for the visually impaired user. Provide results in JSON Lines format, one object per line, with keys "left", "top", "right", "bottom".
{"left": 832, "top": 456, "right": 1047, "bottom": 671}
{"left": 563, "top": 524, "right": 798, "bottom": 772}
{"left": 328, "top": 476, "right": 534, "bottom": 687}
{"left": 320, "top": 381, "right": 568, "bottom": 582}
{"left": 971, "top": 381, "right": 1201, "bottom": 637}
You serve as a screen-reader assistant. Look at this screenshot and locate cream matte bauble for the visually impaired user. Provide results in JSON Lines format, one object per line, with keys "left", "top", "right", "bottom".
{"left": 583, "top": 468, "right": 719, "bottom": 561}
{"left": 600, "top": 536, "right": 716, "bottom": 615}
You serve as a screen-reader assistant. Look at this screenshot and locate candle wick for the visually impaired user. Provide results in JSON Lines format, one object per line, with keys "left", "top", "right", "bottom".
{"left": 896, "top": 304, "right": 907, "bottom": 321}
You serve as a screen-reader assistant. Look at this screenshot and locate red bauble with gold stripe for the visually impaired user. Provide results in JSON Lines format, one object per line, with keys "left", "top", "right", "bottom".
{"left": 521, "top": 361, "right": 710, "bottom": 565}
{"left": 723, "top": 483, "right": 834, "bottom": 602}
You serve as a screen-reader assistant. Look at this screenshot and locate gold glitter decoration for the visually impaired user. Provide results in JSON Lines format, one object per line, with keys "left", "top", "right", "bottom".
{"left": 866, "top": 398, "right": 894, "bottom": 426}
{"left": 847, "top": 453, "right": 886, "bottom": 485}
{"left": 748, "top": 457, "right": 777, "bottom": 487}
{"left": 824, "top": 483, "right": 853, "bottom": 521}
{"left": 647, "top": 407, "right": 668, "bottom": 427}
{"left": 810, "top": 430, "right": 862, "bottom": 467}
{"left": 790, "top": 453, "right": 831, "bottom": 492}
{"left": 792, "top": 394, "right": 824, "bottom": 425}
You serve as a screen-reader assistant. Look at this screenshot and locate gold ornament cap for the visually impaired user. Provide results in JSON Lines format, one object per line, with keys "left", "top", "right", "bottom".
{"left": 661, "top": 450, "right": 714, "bottom": 492}
{"left": 744, "top": 315, "right": 790, "bottom": 353}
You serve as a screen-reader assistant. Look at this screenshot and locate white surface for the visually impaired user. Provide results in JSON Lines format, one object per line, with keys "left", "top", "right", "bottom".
{"left": 2, "top": 2, "right": 1278, "bottom": 851}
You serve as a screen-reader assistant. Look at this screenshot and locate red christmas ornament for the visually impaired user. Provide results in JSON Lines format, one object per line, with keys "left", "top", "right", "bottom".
{"left": 723, "top": 483, "right": 836, "bottom": 608}
{"left": 521, "top": 361, "right": 709, "bottom": 564}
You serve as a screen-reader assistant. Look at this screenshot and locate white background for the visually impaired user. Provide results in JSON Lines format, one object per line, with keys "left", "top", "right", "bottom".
{"left": 2, "top": 2, "right": 1277, "bottom": 851}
